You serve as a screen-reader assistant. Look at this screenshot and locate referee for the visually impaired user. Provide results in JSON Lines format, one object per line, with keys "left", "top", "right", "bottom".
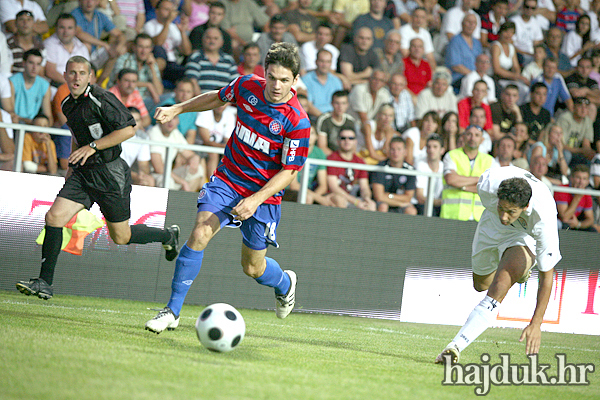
{"left": 17, "top": 56, "right": 179, "bottom": 300}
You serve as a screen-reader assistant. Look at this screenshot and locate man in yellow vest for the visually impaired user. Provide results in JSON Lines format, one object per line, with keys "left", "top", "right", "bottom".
{"left": 440, "top": 125, "right": 498, "bottom": 221}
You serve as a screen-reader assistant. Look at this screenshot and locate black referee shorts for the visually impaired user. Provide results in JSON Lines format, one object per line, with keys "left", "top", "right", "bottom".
{"left": 58, "top": 158, "right": 132, "bottom": 223}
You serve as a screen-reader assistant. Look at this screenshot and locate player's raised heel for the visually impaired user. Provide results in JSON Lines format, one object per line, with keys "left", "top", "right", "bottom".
{"left": 16, "top": 278, "right": 53, "bottom": 300}
{"left": 275, "top": 270, "right": 297, "bottom": 319}
{"left": 163, "top": 225, "right": 180, "bottom": 261}
{"left": 435, "top": 344, "right": 460, "bottom": 364}
{"left": 145, "top": 307, "right": 180, "bottom": 334}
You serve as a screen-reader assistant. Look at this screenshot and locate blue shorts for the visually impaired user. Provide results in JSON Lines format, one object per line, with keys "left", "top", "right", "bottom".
{"left": 52, "top": 128, "right": 72, "bottom": 159}
{"left": 197, "top": 177, "right": 281, "bottom": 250}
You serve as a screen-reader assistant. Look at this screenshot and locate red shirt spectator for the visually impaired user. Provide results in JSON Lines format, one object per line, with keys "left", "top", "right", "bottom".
{"left": 554, "top": 185, "right": 593, "bottom": 219}
{"left": 403, "top": 56, "right": 431, "bottom": 95}
{"left": 458, "top": 97, "right": 493, "bottom": 131}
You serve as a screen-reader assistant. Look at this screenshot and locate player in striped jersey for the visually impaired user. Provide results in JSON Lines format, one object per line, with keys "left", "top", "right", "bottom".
{"left": 146, "top": 43, "right": 311, "bottom": 333}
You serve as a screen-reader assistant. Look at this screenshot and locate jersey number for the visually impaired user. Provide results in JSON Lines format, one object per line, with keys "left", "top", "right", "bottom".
{"left": 265, "top": 222, "right": 277, "bottom": 241}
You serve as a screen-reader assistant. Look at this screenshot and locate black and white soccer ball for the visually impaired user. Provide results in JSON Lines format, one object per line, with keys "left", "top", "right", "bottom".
{"left": 195, "top": 303, "right": 245, "bottom": 353}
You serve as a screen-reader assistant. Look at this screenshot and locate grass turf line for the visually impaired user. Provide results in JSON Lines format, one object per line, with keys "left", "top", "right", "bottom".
{"left": 1, "top": 290, "right": 598, "bottom": 400}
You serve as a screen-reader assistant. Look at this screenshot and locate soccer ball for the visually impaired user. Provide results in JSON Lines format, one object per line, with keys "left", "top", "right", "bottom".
{"left": 195, "top": 303, "right": 245, "bottom": 353}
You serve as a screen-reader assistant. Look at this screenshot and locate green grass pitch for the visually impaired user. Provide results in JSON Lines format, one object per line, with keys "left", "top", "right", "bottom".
{"left": 1, "top": 290, "right": 597, "bottom": 400}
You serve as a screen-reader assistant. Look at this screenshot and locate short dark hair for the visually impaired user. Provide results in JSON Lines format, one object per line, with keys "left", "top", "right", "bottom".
{"left": 243, "top": 42, "right": 260, "bottom": 52}
{"left": 264, "top": 42, "right": 301, "bottom": 78}
{"left": 210, "top": 1, "right": 226, "bottom": 10}
{"left": 57, "top": 13, "right": 76, "bottom": 25}
{"left": 269, "top": 14, "right": 287, "bottom": 27}
{"left": 16, "top": 9, "right": 34, "bottom": 19}
{"left": 578, "top": 57, "right": 593, "bottom": 66}
{"left": 23, "top": 48, "right": 42, "bottom": 62}
{"left": 117, "top": 68, "right": 138, "bottom": 81}
{"left": 531, "top": 82, "right": 547, "bottom": 93}
{"left": 571, "top": 164, "right": 590, "bottom": 175}
{"left": 332, "top": 90, "right": 349, "bottom": 100}
{"left": 498, "top": 21, "right": 516, "bottom": 35}
{"left": 33, "top": 113, "right": 49, "bottom": 123}
{"left": 470, "top": 106, "right": 486, "bottom": 117}
{"left": 503, "top": 84, "right": 519, "bottom": 93}
{"left": 134, "top": 32, "right": 153, "bottom": 44}
{"left": 497, "top": 178, "right": 532, "bottom": 208}
{"left": 427, "top": 133, "right": 444, "bottom": 147}
{"left": 390, "top": 136, "right": 406, "bottom": 146}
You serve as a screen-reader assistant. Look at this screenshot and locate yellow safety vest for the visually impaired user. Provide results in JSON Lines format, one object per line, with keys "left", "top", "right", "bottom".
{"left": 440, "top": 148, "right": 494, "bottom": 221}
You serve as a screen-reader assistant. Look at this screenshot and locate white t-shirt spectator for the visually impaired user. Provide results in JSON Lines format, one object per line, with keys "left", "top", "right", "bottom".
{"left": 144, "top": 19, "right": 182, "bottom": 62}
{"left": 300, "top": 41, "right": 340, "bottom": 72}
{"left": 121, "top": 130, "right": 151, "bottom": 167}
{"left": 399, "top": 25, "right": 435, "bottom": 55}
{"left": 510, "top": 15, "right": 544, "bottom": 55}
{"left": 194, "top": 106, "right": 237, "bottom": 144}
{"left": 0, "top": 0, "right": 46, "bottom": 32}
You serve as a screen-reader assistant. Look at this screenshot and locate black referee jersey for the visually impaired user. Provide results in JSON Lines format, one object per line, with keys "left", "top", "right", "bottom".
{"left": 61, "top": 84, "right": 135, "bottom": 166}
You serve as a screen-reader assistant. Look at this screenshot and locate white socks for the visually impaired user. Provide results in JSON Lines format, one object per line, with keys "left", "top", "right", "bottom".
{"left": 450, "top": 295, "right": 500, "bottom": 352}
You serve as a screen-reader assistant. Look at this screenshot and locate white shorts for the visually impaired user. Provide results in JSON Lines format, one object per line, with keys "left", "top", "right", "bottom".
{"left": 471, "top": 210, "right": 536, "bottom": 276}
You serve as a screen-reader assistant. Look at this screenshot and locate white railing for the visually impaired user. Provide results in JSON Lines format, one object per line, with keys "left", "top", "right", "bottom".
{"left": 2, "top": 121, "right": 599, "bottom": 218}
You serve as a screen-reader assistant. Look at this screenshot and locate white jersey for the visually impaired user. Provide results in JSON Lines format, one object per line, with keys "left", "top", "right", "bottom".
{"left": 477, "top": 166, "right": 561, "bottom": 272}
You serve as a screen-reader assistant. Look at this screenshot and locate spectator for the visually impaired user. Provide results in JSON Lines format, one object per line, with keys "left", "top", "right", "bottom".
{"left": 316, "top": 90, "right": 357, "bottom": 155}
{"left": 237, "top": 42, "right": 265, "bottom": 78}
{"left": 303, "top": 49, "right": 343, "bottom": 118}
{"left": 441, "top": 124, "right": 496, "bottom": 221}
{"left": 565, "top": 57, "right": 600, "bottom": 122}
{"left": 388, "top": 73, "right": 414, "bottom": 133}
{"left": 9, "top": 49, "right": 53, "bottom": 126}
{"left": 399, "top": 7, "right": 437, "bottom": 70}
{"left": 0, "top": 32, "right": 11, "bottom": 76}
{"left": 300, "top": 23, "right": 339, "bottom": 73}
{"left": 403, "top": 37, "right": 431, "bottom": 97}
{"left": 370, "top": 136, "right": 417, "bottom": 214}
{"left": 144, "top": 0, "right": 192, "bottom": 87}
{"left": 510, "top": 122, "right": 531, "bottom": 162}
{"left": 510, "top": 0, "right": 545, "bottom": 66}
{"left": 440, "top": 111, "right": 459, "bottom": 152}
{"left": 221, "top": 0, "right": 270, "bottom": 54}
{"left": 403, "top": 110, "right": 440, "bottom": 165}
{"left": 157, "top": 77, "right": 198, "bottom": 141}
{"left": 590, "top": 48, "right": 600, "bottom": 83}
{"left": 184, "top": 27, "right": 238, "bottom": 95}
{"left": 72, "top": 0, "right": 127, "bottom": 70}
{"left": 375, "top": 30, "right": 404, "bottom": 77}
{"left": 287, "top": 127, "right": 333, "bottom": 206}
{"left": 555, "top": 164, "right": 597, "bottom": 231}
{"left": 556, "top": 0, "right": 583, "bottom": 33}
{"left": 530, "top": 154, "right": 562, "bottom": 188}
{"left": 330, "top": 0, "right": 370, "bottom": 49}
{"left": 120, "top": 107, "right": 155, "bottom": 187}
{"left": 108, "top": 69, "right": 151, "bottom": 128}
{"left": 557, "top": 96, "right": 596, "bottom": 165}
{"left": 0, "top": 109, "right": 15, "bottom": 170}
{"left": 415, "top": 68, "right": 458, "bottom": 119}
{"left": 459, "top": 53, "right": 497, "bottom": 103}
{"left": 480, "top": 0, "right": 508, "bottom": 48}
{"left": 535, "top": 0, "right": 558, "bottom": 27}
{"left": 383, "top": 0, "right": 410, "bottom": 29}
{"left": 438, "top": 0, "right": 481, "bottom": 58}
{"left": 468, "top": 106, "right": 493, "bottom": 154}
{"left": 44, "top": 13, "right": 90, "bottom": 88}
{"left": 494, "top": 134, "right": 516, "bottom": 166}
{"left": 490, "top": 84, "right": 523, "bottom": 140}
{"left": 149, "top": 115, "right": 205, "bottom": 191}
{"left": 531, "top": 57, "right": 574, "bottom": 117}
{"left": 458, "top": 80, "right": 493, "bottom": 133}
{"left": 192, "top": 103, "right": 236, "bottom": 177}
{"left": 359, "top": 103, "right": 399, "bottom": 163}
{"left": 562, "top": 14, "right": 600, "bottom": 68}
{"left": 520, "top": 82, "right": 551, "bottom": 142}
{"left": 22, "top": 114, "right": 58, "bottom": 175}
{"left": 326, "top": 128, "right": 377, "bottom": 210}
{"left": 446, "top": 13, "right": 482, "bottom": 92}
{"left": 114, "top": 0, "right": 146, "bottom": 39}
{"left": 529, "top": 123, "right": 571, "bottom": 181}
{"left": 189, "top": 1, "right": 232, "bottom": 55}
{"left": 107, "top": 33, "right": 164, "bottom": 106}
{"left": 256, "top": 15, "right": 298, "bottom": 67}
{"left": 544, "top": 27, "right": 575, "bottom": 76}
{"left": 0, "top": 0, "right": 48, "bottom": 36}
{"left": 285, "top": 0, "right": 320, "bottom": 46}
{"left": 414, "top": 133, "right": 444, "bottom": 216}
{"left": 491, "top": 22, "right": 529, "bottom": 103}
{"left": 338, "top": 26, "right": 380, "bottom": 86}
{"left": 7, "top": 10, "right": 46, "bottom": 75}
{"left": 188, "top": 0, "right": 210, "bottom": 31}
{"left": 522, "top": 43, "right": 547, "bottom": 82}
{"left": 352, "top": 0, "right": 394, "bottom": 50}
{"left": 348, "top": 69, "right": 392, "bottom": 153}
{"left": 0, "top": 74, "right": 14, "bottom": 115}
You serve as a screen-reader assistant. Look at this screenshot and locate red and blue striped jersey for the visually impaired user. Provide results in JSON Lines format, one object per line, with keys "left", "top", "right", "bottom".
{"left": 216, "top": 74, "right": 311, "bottom": 204}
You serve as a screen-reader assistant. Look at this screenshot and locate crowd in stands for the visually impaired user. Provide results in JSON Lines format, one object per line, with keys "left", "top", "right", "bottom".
{"left": 0, "top": 0, "right": 599, "bottom": 232}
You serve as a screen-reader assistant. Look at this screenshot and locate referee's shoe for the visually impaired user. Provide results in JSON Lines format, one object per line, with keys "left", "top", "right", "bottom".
{"left": 163, "top": 225, "right": 180, "bottom": 261}
{"left": 16, "top": 278, "right": 53, "bottom": 300}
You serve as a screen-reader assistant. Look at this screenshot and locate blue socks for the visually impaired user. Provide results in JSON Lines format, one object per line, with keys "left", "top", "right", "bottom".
{"left": 167, "top": 244, "right": 204, "bottom": 316}
{"left": 255, "top": 257, "right": 290, "bottom": 295}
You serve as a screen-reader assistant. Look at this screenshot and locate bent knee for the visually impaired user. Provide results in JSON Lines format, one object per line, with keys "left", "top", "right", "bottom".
{"left": 242, "top": 263, "right": 263, "bottom": 278}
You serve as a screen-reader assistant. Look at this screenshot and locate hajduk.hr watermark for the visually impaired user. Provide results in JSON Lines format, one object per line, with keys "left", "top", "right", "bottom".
{"left": 441, "top": 353, "right": 595, "bottom": 396}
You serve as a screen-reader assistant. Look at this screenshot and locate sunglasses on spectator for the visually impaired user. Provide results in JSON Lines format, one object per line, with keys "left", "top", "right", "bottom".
{"left": 339, "top": 136, "right": 356, "bottom": 140}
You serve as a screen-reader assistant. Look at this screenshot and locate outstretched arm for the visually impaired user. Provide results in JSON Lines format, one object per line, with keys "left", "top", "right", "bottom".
{"left": 519, "top": 268, "right": 554, "bottom": 354}
{"left": 154, "top": 90, "right": 226, "bottom": 123}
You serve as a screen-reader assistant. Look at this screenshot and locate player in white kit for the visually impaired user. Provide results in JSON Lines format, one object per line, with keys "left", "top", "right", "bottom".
{"left": 435, "top": 166, "right": 562, "bottom": 364}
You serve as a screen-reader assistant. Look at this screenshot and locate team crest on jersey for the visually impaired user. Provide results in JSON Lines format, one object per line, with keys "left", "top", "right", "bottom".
{"left": 89, "top": 123, "right": 103, "bottom": 139}
{"left": 198, "top": 188, "right": 206, "bottom": 200}
{"left": 269, "top": 120, "right": 283, "bottom": 135}
{"left": 248, "top": 95, "right": 258, "bottom": 106}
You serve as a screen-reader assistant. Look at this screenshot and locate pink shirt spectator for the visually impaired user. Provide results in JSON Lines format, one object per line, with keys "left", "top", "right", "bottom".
{"left": 115, "top": 0, "right": 145, "bottom": 29}
{"left": 189, "top": 1, "right": 209, "bottom": 30}
{"left": 108, "top": 86, "right": 149, "bottom": 118}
